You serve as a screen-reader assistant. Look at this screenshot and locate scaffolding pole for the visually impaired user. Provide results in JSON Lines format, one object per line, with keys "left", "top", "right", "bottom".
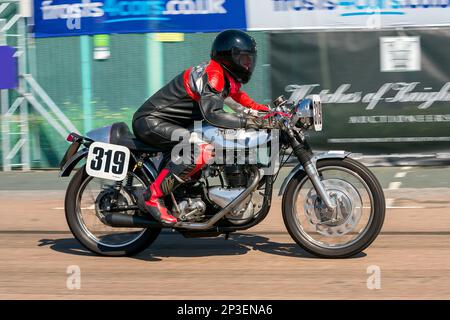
{"left": 1, "top": 0, "right": 79, "bottom": 171}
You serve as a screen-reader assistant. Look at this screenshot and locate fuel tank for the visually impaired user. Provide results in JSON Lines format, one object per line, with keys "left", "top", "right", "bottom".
{"left": 200, "top": 124, "right": 275, "bottom": 150}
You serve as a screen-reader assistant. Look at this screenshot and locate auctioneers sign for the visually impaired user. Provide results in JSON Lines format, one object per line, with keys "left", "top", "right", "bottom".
{"left": 246, "top": 0, "right": 450, "bottom": 31}
{"left": 270, "top": 29, "right": 450, "bottom": 155}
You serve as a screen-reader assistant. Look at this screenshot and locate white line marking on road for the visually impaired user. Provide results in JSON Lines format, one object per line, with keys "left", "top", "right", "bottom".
{"left": 386, "top": 198, "right": 394, "bottom": 207}
{"left": 53, "top": 205, "right": 95, "bottom": 210}
{"left": 328, "top": 137, "right": 450, "bottom": 143}
{"left": 401, "top": 166, "right": 413, "bottom": 170}
{"left": 363, "top": 206, "right": 425, "bottom": 209}
{"left": 388, "top": 181, "right": 402, "bottom": 190}
{"left": 387, "top": 206, "right": 424, "bottom": 209}
{"left": 394, "top": 172, "right": 407, "bottom": 178}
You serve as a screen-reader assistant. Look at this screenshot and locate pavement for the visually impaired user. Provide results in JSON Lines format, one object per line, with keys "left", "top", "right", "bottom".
{"left": 0, "top": 165, "right": 449, "bottom": 299}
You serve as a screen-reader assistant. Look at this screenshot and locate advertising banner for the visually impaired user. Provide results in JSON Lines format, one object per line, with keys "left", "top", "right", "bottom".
{"left": 33, "top": 0, "right": 247, "bottom": 37}
{"left": 246, "top": 0, "right": 450, "bottom": 31}
{"left": 0, "top": 46, "right": 18, "bottom": 89}
{"left": 33, "top": 0, "right": 450, "bottom": 37}
{"left": 270, "top": 29, "right": 450, "bottom": 154}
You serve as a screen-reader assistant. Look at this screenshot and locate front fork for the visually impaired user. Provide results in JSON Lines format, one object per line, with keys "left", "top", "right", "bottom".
{"left": 285, "top": 128, "right": 337, "bottom": 211}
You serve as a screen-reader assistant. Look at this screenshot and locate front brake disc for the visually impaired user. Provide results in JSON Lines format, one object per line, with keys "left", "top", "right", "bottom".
{"left": 304, "top": 179, "right": 363, "bottom": 237}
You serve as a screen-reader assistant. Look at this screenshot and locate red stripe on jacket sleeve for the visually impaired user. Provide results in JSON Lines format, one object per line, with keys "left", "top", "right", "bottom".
{"left": 230, "top": 91, "right": 270, "bottom": 111}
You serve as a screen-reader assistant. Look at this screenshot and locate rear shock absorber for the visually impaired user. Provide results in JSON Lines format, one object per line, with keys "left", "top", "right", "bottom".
{"left": 111, "top": 180, "right": 123, "bottom": 205}
{"left": 125, "top": 172, "right": 134, "bottom": 187}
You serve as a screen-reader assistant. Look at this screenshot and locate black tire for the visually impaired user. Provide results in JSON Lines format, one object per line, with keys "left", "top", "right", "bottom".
{"left": 64, "top": 165, "right": 161, "bottom": 256}
{"left": 282, "top": 158, "right": 385, "bottom": 258}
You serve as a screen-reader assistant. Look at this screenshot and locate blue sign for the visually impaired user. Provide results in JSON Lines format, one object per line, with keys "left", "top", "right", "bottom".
{"left": 0, "top": 46, "right": 18, "bottom": 89}
{"left": 33, "top": 0, "right": 247, "bottom": 37}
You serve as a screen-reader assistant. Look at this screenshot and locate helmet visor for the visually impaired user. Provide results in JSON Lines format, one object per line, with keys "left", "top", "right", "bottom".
{"left": 232, "top": 49, "right": 257, "bottom": 74}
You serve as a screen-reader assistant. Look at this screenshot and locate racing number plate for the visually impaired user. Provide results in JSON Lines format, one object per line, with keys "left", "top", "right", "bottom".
{"left": 86, "top": 142, "right": 130, "bottom": 181}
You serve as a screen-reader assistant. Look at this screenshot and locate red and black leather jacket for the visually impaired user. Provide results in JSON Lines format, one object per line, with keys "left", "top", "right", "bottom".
{"left": 133, "top": 60, "right": 268, "bottom": 129}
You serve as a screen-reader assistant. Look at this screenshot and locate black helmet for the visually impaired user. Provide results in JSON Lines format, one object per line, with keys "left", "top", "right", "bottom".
{"left": 211, "top": 29, "right": 257, "bottom": 84}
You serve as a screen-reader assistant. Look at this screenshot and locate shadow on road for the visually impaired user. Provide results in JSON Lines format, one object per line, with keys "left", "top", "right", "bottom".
{"left": 38, "top": 233, "right": 366, "bottom": 261}
{"left": 38, "top": 238, "right": 97, "bottom": 257}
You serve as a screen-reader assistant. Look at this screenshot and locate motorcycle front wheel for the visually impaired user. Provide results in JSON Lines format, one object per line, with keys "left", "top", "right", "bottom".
{"left": 282, "top": 158, "right": 385, "bottom": 258}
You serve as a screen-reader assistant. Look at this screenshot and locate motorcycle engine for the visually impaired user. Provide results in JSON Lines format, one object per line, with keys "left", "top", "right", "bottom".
{"left": 208, "top": 165, "right": 256, "bottom": 225}
{"left": 176, "top": 197, "right": 206, "bottom": 222}
{"left": 223, "top": 165, "right": 248, "bottom": 188}
{"left": 208, "top": 187, "right": 255, "bottom": 225}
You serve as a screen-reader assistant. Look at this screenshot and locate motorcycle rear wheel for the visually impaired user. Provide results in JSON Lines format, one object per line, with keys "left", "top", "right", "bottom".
{"left": 64, "top": 165, "right": 161, "bottom": 256}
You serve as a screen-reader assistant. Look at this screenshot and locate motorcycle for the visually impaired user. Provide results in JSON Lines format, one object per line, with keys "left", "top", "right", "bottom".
{"left": 59, "top": 95, "right": 385, "bottom": 258}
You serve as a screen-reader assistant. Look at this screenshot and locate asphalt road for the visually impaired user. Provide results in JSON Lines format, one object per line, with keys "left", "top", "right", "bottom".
{"left": 0, "top": 166, "right": 449, "bottom": 299}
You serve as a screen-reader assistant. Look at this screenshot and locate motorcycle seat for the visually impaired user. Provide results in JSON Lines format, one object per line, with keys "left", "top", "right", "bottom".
{"left": 110, "top": 122, "right": 163, "bottom": 153}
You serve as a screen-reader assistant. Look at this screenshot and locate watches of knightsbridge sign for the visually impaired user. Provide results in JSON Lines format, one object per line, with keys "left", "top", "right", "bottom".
{"left": 285, "top": 82, "right": 450, "bottom": 111}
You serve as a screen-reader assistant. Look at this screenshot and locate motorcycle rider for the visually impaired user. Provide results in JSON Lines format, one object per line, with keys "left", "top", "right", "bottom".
{"left": 132, "top": 29, "right": 275, "bottom": 225}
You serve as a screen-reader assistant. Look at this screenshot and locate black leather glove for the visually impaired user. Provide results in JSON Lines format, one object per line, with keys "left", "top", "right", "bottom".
{"left": 245, "top": 116, "right": 276, "bottom": 129}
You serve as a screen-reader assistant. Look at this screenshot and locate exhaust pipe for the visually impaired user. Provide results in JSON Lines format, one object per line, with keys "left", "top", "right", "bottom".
{"left": 104, "top": 213, "right": 162, "bottom": 228}
{"left": 105, "top": 166, "right": 261, "bottom": 230}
